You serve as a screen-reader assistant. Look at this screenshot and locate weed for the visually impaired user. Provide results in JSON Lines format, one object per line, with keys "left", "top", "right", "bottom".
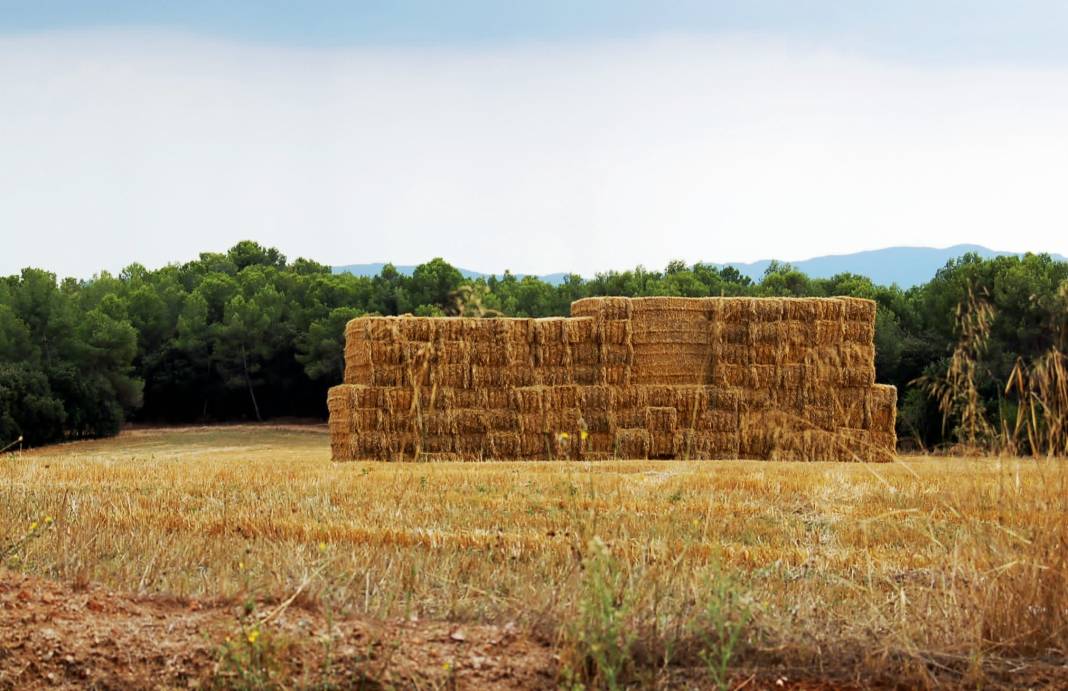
{"left": 562, "top": 537, "right": 636, "bottom": 690}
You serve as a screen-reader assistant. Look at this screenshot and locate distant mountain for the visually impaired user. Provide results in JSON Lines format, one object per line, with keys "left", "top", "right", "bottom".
{"left": 334, "top": 245, "right": 1066, "bottom": 289}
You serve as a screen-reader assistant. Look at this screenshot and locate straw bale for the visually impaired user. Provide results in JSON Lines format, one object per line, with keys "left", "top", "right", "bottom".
{"left": 565, "top": 317, "right": 596, "bottom": 343}
{"left": 708, "top": 388, "right": 742, "bottom": 411}
{"left": 545, "top": 407, "right": 583, "bottom": 432}
{"left": 631, "top": 327, "right": 710, "bottom": 345}
{"left": 613, "top": 385, "right": 647, "bottom": 409}
{"left": 418, "top": 413, "right": 455, "bottom": 436}
{"left": 371, "top": 365, "right": 406, "bottom": 387}
{"left": 434, "top": 363, "right": 470, "bottom": 388}
{"left": 512, "top": 387, "right": 544, "bottom": 413}
{"left": 784, "top": 301, "right": 818, "bottom": 321}
{"left": 814, "top": 320, "right": 844, "bottom": 346}
{"left": 518, "top": 412, "right": 547, "bottom": 434}
{"left": 843, "top": 321, "right": 876, "bottom": 344}
{"left": 538, "top": 343, "right": 572, "bottom": 366}
{"left": 344, "top": 363, "right": 373, "bottom": 386}
{"left": 460, "top": 319, "right": 497, "bottom": 343}
{"left": 453, "top": 409, "right": 488, "bottom": 434}
{"left": 544, "top": 385, "right": 579, "bottom": 410}
{"left": 868, "top": 384, "right": 897, "bottom": 434}
{"left": 751, "top": 299, "right": 785, "bottom": 322}
{"left": 571, "top": 296, "right": 633, "bottom": 321}
{"left": 842, "top": 297, "right": 877, "bottom": 323}
{"left": 454, "top": 434, "right": 487, "bottom": 455}
{"left": 598, "top": 320, "right": 633, "bottom": 345}
{"left": 582, "top": 411, "right": 615, "bottom": 433}
{"left": 718, "top": 322, "right": 750, "bottom": 345}
{"left": 532, "top": 318, "right": 567, "bottom": 343}
{"left": 585, "top": 431, "right": 614, "bottom": 453}
{"left": 537, "top": 367, "right": 574, "bottom": 386}
{"left": 602, "top": 343, "right": 632, "bottom": 365}
{"left": 675, "top": 430, "right": 739, "bottom": 459}
{"left": 486, "top": 432, "right": 520, "bottom": 457}
{"left": 697, "top": 410, "right": 738, "bottom": 432}
{"left": 468, "top": 342, "right": 510, "bottom": 367}
{"left": 615, "top": 408, "right": 646, "bottom": 429}
{"left": 614, "top": 428, "right": 650, "bottom": 459}
{"left": 748, "top": 364, "right": 778, "bottom": 389}
{"left": 519, "top": 432, "right": 548, "bottom": 457}
{"left": 649, "top": 432, "right": 676, "bottom": 457}
{"left": 672, "top": 386, "right": 706, "bottom": 421}
{"left": 573, "top": 365, "right": 600, "bottom": 385}
{"left": 483, "top": 388, "right": 510, "bottom": 410}
{"left": 571, "top": 342, "right": 600, "bottom": 366}
{"left": 712, "top": 363, "right": 748, "bottom": 388}
{"left": 603, "top": 365, "right": 629, "bottom": 385}
{"left": 578, "top": 385, "right": 614, "bottom": 410}
{"left": 645, "top": 406, "right": 678, "bottom": 432}
{"left": 813, "top": 299, "right": 845, "bottom": 321}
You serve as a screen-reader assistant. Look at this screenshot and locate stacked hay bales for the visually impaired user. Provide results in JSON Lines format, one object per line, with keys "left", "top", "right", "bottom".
{"left": 329, "top": 297, "right": 897, "bottom": 462}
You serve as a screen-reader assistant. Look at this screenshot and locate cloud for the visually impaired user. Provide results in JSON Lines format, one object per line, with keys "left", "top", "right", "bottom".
{"left": 2, "top": 30, "right": 1067, "bottom": 277}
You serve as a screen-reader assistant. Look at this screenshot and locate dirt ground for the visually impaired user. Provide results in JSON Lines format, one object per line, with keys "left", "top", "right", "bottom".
{"left": 0, "top": 568, "right": 556, "bottom": 690}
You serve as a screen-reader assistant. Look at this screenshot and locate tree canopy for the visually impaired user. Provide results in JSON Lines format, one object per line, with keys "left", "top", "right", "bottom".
{"left": 2, "top": 241, "right": 1066, "bottom": 450}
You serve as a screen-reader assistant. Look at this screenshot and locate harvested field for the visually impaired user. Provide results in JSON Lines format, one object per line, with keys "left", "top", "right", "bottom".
{"left": 2, "top": 425, "right": 1066, "bottom": 689}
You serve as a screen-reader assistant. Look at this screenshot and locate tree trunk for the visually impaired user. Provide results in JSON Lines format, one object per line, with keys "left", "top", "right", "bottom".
{"left": 241, "top": 344, "right": 262, "bottom": 422}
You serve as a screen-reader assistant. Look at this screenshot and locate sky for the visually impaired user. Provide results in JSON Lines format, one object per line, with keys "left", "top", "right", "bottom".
{"left": 2, "top": 1, "right": 1068, "bottom": 278}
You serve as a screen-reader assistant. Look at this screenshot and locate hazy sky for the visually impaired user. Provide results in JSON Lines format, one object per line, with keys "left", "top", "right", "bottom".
{"left": 2, "top": 1, "right": 1067, "bottom": 277}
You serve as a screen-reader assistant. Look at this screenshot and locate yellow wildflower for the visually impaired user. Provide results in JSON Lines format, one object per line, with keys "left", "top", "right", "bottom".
{"left": 247, "top": 628, "right": 260, "bottom": 645}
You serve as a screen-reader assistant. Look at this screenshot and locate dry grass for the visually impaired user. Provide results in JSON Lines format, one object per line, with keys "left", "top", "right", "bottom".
{"left": 2, "top": 425, "right": 1066, "bottom": 687}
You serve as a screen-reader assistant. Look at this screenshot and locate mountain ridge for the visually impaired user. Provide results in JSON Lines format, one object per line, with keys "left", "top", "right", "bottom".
{"left": 333, "top": 244, "right": 1066, "bottom": 288}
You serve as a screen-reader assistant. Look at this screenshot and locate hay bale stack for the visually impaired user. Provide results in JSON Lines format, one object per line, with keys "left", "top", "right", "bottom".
{"left": 329, "top": 296, "right": 897, "bottom": 462}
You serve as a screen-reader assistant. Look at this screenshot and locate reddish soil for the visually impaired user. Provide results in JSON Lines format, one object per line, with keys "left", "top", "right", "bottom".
{"left": 0, "top": 569, "right": 555, "bottom": 689}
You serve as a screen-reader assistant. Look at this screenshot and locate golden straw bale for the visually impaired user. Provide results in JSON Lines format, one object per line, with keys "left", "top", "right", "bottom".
{"left": 708, "top": 388, "right": 742, "bottom": 411}
{"left": 749, "top": 320, "right": 785, "bottom": 345}
{"left": 344, "top": 363, "right": 373, "bottom": 386}
{"left": 537, "top": 367, "right": 574, "bottom": 386}
{"left": 486, "top": 432, "right": 520, "bottom": 457}
{"left": 483, "top": 388, "right": 510, "bottom": 410}
{"left": 748, "top": 364, "right": 778, "bottom": 389}
{"left": 371, "top": 365, "right": 406, "bottom": 387}
{"left": 813, "top": 299, "right": 845, "bottom": 321}
{"left": 571, "top": 296, "right": 633, "bottom": 321}
{"left": 582, "top": 411, "right": 615, "bottom": 433}
{"left": 713, "top": 363, "right": 748, "bottom": 388}
{"left": 696, "top": 410, "right": 738, "bottom": 433}
{"left": 868, "top": 384, "right": 898, "bottom": 434}
{"left": 518, "top": 412, "right": 546, "bottom": 434}
{"left": 578, "top": 385, "right": 614, "bottom": 410}
{"left": 585, "top": 431, "right": 614, "bottom": 453}
{"left": 841, "top": 297, "right": 877, "bottom": 323}
{"left": 778, "top": 364, "right": 804, "bottom": 388}
{"left": 538, "top": 343, "right": 572, "bottom": 366}
{"left": 784, "top": 300, "right": 818, "bottom": 321}
{"left": 614, "top": 428, "right": 650, "bottom": 459}
{"left": 843, "top": 321, "right": 876, "bottom": 344}
{"left": 545, "top": 407, "right": 583, "bottom": 432}
{"left": 615, "top": 408, "right": 646, "bottom": 429}
{"left": 571, "top": 342, "right": 600, "bottom": 366}
{"left": 814, "top": 320, "right": 844, "bottom": 345}
{"left": 649, "top": 432, "right": 676, "bottom": 457}
{"left": 751, "top": 299, "right": 785, "bottom": 322}
{"left": 469, "top": 343, "right": 510, "bottom": 367}
{"left": 565, "top": 317, "right": 596, "bottom": 343}
{"left": 573, "top": 365, "right": 600, "bottom": 385}
{"left": 512, "top": 387, "right": 544, "bottom": 413}
{"left": 454, "top": 434, "right": 487, "bottom": 455}
{"left": 645, "top": 406, "right": 678, "bottom": 432}
{"left": 544, "top": 385, "right": 579, "bottom": 410}
{"left": 603, "top": 365, "right": 630, "bottom": 385}
{"left": 532, "top": 318, "right": 568, "bottom": 343}
{"left": 418, "top": 413, "right": 455, "bottom": 436}
{"left": 519, "top": 432, "right": 548, "bottom": 458}
{"left": 719, "top": 322, "right": 750, "bottom": 345}
{"left": 598, "top": 320, "right": 633, "bottom": 344}
{"left": 453, "top": 409, "right": 488, "bottom": 434}
{"left": 602, "top": 343, "right": 632, "bottom": 365}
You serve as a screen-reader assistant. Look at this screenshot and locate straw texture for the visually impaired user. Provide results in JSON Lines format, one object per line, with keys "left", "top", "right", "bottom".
{"left": 330, "top": 297, "right": 897, "bottom": 462}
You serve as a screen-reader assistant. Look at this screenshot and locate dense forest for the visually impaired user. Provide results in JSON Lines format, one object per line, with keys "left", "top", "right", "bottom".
{"left": 2, "top": 240, "right": 1067, "bottom": 451}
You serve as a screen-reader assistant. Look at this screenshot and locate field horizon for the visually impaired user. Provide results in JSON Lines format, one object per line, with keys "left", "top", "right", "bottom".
{"left": 2, "top": 424, "right": 1065, "bottom": 689}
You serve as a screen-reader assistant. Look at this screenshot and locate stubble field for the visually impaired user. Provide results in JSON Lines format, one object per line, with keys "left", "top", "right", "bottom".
{"left": 1, "top": 425, "right": 1065, "bottom": 689}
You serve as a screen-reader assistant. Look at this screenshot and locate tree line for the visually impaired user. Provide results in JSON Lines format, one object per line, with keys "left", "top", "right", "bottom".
{"left": 2, "top": 240, "right": 1067, "bottom": 451}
